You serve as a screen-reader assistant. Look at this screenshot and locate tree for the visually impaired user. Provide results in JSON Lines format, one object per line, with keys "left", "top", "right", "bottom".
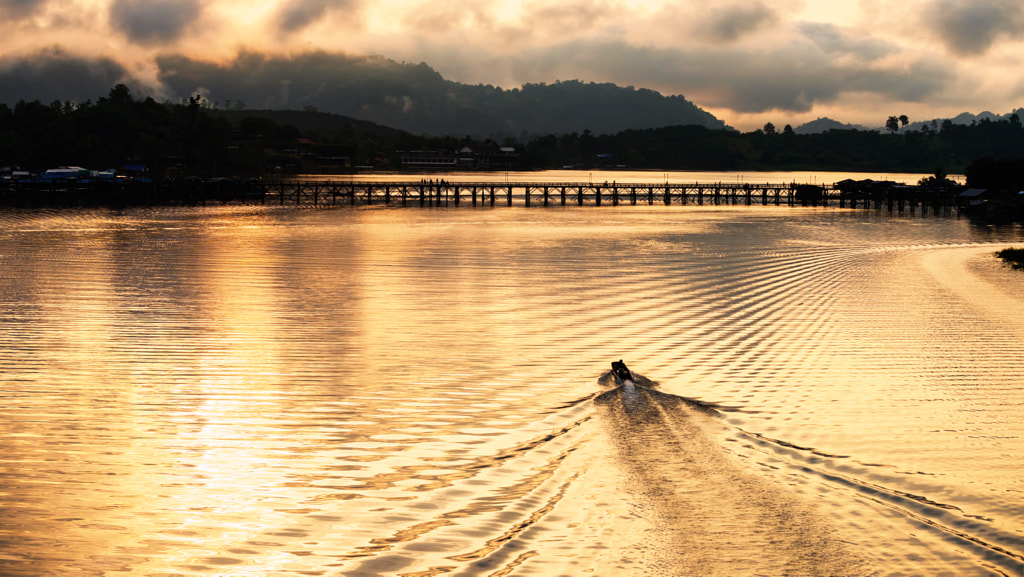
{"left": 886, "top": 116, "right": 900, "bottom": 134}
{"left": 899, "top": 115, "right": 909, "bottom": 131}
{"left": 918, "top": 168, "right": 957, "bottom": 187}
{"left": 763, "top": 122, "right": 776, "bottom": 135}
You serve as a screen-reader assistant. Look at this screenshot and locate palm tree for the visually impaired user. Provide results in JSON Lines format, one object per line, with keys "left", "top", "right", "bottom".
{"left": 899, "top": 115, "right": 909, "bottom": 131}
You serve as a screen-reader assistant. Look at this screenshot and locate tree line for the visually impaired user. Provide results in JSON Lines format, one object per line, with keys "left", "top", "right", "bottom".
{"left": 0, "top": 85, "right": 235, "bottom": 177}
{"left": 3, "top": 85, "right": 1024, "bottom": 187}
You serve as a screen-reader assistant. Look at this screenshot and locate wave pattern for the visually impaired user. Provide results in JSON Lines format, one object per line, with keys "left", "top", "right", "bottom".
{"left": 0, "top": 207, "right": 1022, "bottom": 576}
{"left": 594, "top": 384, "right": 864, "bottom": 576}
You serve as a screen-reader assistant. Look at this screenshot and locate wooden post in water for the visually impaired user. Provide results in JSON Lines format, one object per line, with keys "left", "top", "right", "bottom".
{"left": 490, "top": 186, "right": 496, "bottom": 206}
{"left": 561, "top": 186, "right": 567, "bottom": 206}
{"left": 525, "top": 185, "right": 531, "bottom": 207}
{"left": 472, "top": 186, "right": 477, "bottom": 206}
{"left": 543, "top": 186, "right": 549, "bottom": 207}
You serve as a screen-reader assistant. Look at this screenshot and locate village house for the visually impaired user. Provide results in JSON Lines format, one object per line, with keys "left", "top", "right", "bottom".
{"left": 400, "top": 143, "right": 519, "bottom": 170}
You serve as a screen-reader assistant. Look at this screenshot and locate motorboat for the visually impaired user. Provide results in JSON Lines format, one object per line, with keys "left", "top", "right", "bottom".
{"left": 611, "top": 359, "right": 634, "bottom": 384}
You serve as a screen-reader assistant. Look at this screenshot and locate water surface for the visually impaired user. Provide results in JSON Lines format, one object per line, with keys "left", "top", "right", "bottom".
{"left": 1, "top": 205, "right": 1021, "bottom": 576}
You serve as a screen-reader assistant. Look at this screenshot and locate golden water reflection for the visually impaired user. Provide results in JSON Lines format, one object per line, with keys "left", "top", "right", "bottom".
{"left": 0, "top": 206, "right": 1021, "bottom": 575}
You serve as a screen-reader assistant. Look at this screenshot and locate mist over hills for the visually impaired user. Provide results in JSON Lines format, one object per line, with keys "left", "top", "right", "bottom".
{"left": 155, "top": 51, "right": 725, "bottom": 137}
{"left": 1, "top": 48, "right": 1021, "bottom": 142}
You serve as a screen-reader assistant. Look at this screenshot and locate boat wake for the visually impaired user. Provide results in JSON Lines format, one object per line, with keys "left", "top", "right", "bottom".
{"left": 330, "top": 367, "right": 1021, "bottom": 576}
{"left": 593, "top": 372, "right": 865, "bottom": 576}
{"left": 594, "top": 367, "right": 1024, "bottom": 577}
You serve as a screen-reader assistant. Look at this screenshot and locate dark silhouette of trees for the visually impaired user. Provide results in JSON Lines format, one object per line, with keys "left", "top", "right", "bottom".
{"left": 0, "top": 84, "right": 236, "bottom": 176}
{"left": 4, "top": 86, "right": 1024, "bottom": 177}
{"left": 918, "top": 168, "right": 958, "bottom": 187}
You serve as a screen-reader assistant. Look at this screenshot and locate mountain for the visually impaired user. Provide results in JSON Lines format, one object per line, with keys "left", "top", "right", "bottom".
{"left": 907, "top": 108, "right": 1024, "bottom": 132}
{"left": 156, "top": 51, "right": 725, "bottom": 137}
{"left": 794, "top": 117, "right": 868, "bottom": 134}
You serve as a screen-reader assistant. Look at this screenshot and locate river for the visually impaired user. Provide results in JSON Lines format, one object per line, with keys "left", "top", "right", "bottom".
{"left": 0, "top": 201, "right": 1021, "bottom": 576}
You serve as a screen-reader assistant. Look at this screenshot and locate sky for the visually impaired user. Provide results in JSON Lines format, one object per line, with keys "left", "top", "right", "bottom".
{"left": 0, "top": 0, "right": 1022, "bottom": 131}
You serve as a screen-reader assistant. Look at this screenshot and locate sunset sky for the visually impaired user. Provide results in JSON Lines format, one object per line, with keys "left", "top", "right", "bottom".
{"left": 1, "top": 0, "right": 1022, "bottom": 131}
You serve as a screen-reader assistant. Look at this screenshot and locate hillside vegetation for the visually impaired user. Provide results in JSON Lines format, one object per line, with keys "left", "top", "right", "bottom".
{"left": 3, "top": 86, "right": 1024, "bottom": 179}
{"left": 156, "top": 52, "right": 724, "bottom": 137}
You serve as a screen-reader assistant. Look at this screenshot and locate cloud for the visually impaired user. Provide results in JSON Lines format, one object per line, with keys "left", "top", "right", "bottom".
{"left": 796, "top": 22, "right": 897, "bottom": 61}
{"left": 519, "top": 0, "right": 617, "bottom": 35}
{"left": 400, "top": 0, "right": 498, "bottom": 35}
{"left": 0, "top": 47, "right": 134, "bottom": 104}
{"left": 695, "top": 2, "right": 779, "bottom": 43}
{"left": 108, "top": 0, "right": 202, "bottom": 45}
{"left": 1, "top": 0, "right": 48, "bottom": 20}
{"left": 155, "top": 50, "right": 424, "bottom": 109}
{"left": 922, "top": 0, "right": 1024, "bottom": 56}
{"left": 507, "top": 39, "right": 952, "bottom": 114}
{"left": 275, "top": 0, "right": 363, "bottom": 34}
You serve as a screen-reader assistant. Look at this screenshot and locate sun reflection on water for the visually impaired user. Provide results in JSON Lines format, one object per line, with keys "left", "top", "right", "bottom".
{"left": 0, "top": 206, "right": 1022, "bottom": 575}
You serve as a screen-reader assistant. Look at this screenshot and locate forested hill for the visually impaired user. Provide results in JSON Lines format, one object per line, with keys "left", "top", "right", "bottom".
{"left": 155, "top": 51, "right": 724, "bottom": 137}
{"left": 4, "top": 85, "right": 1023, "bottom": 178}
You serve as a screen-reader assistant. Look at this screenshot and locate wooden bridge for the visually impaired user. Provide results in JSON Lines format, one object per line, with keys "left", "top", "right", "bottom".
{"left": 1, "top": 178, "right": 961, "bottom": 213}
{"left": 256, "top": 180, "right": 958, "bottom": 213}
